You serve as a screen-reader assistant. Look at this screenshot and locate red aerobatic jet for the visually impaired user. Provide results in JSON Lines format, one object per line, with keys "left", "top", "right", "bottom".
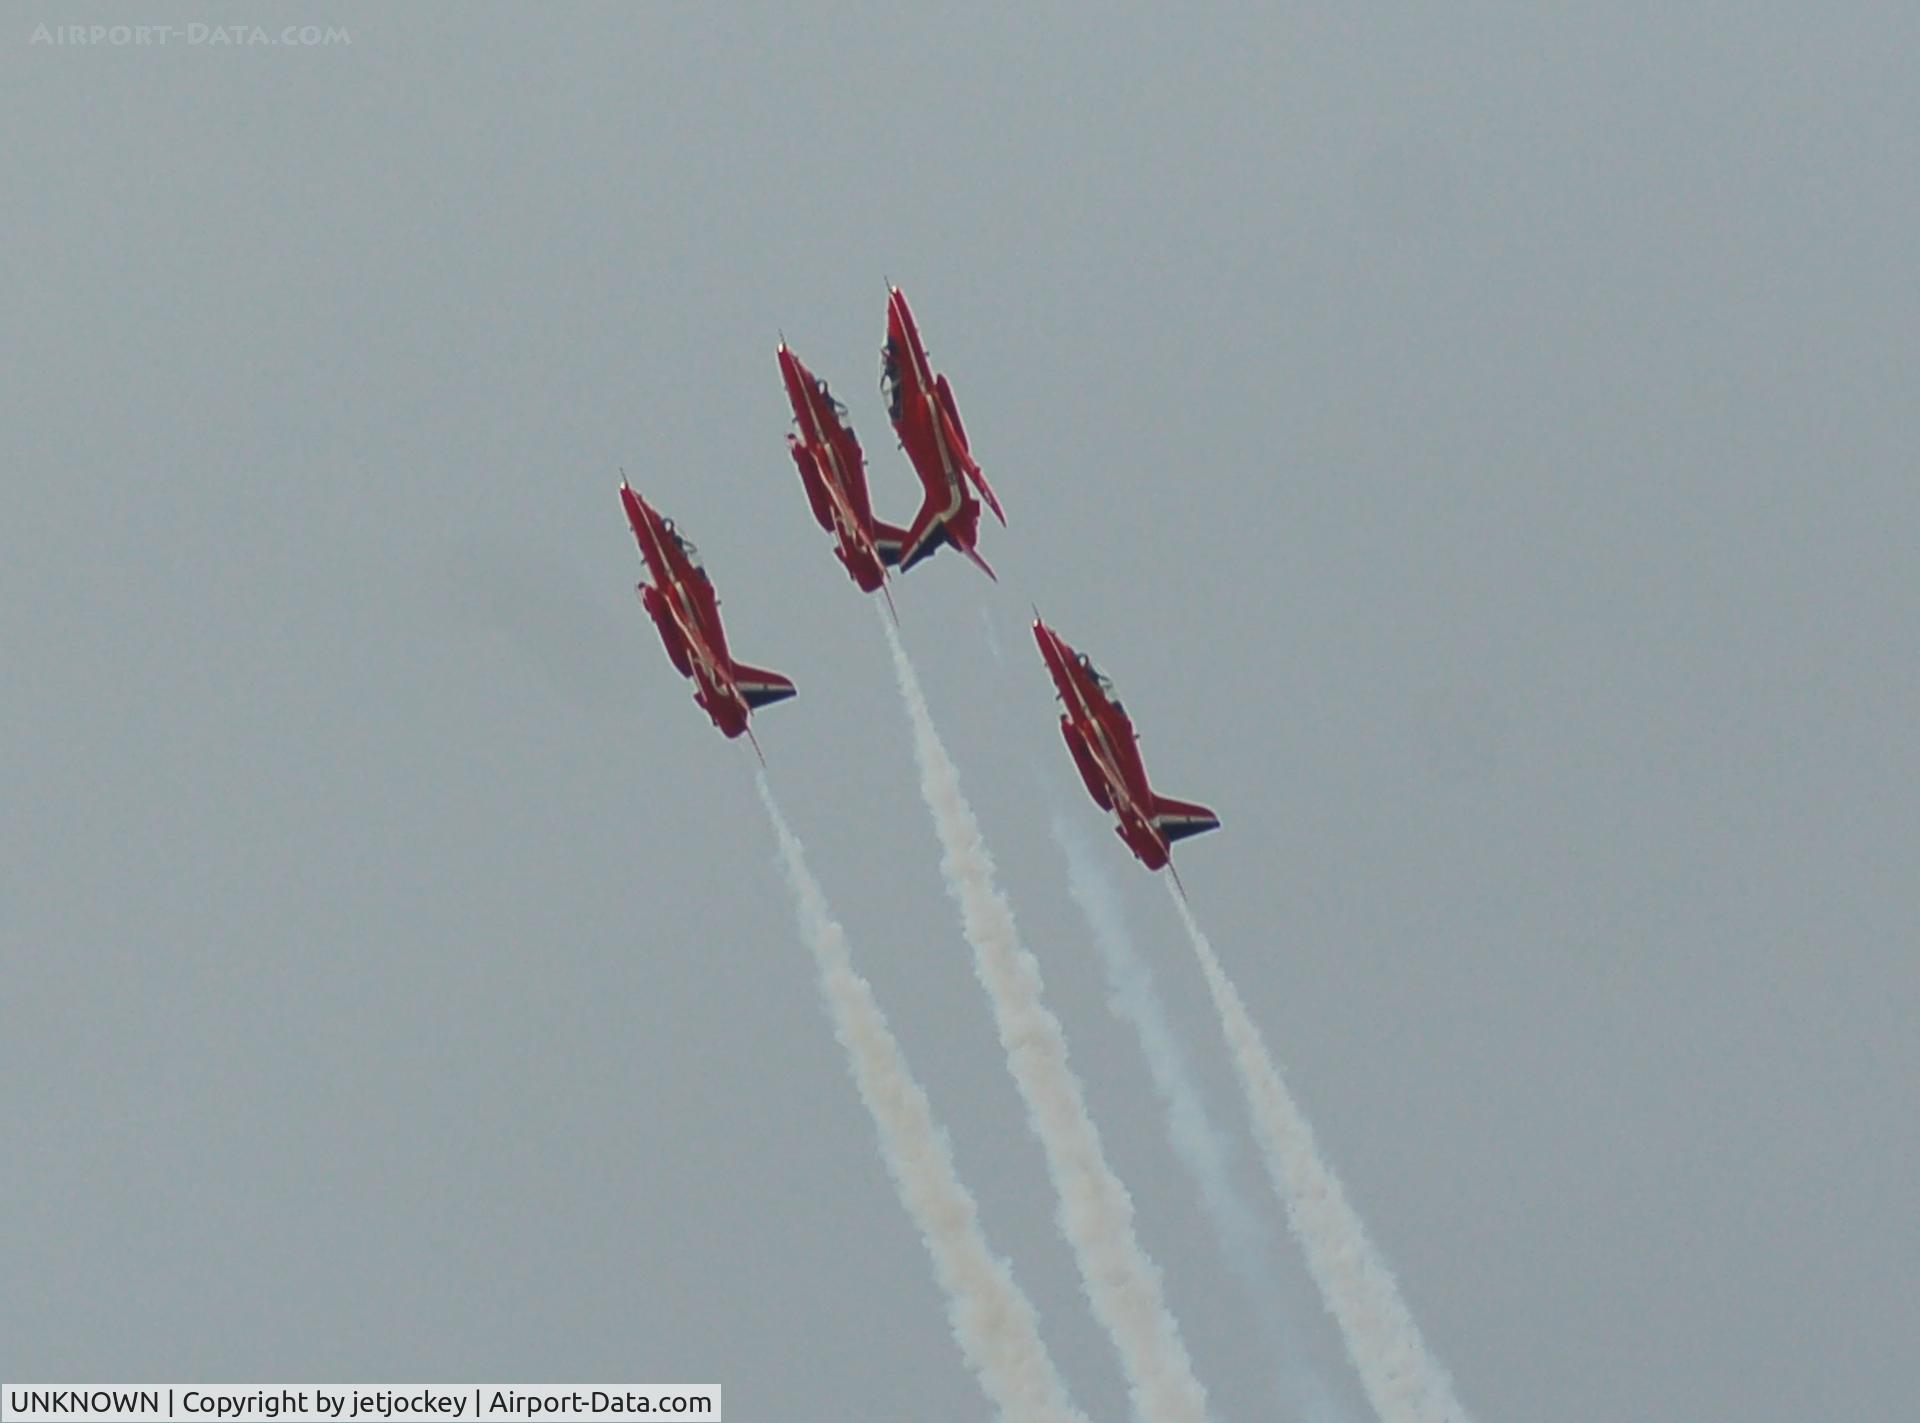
{"left": 621, "top": 479, "right": 795, "bottom": 751}
{"left": 1033, "top": 617, "right": 1220, "bottom": 879}
{"left": 777, "top": 342, "right": 908, "bottom": 598}
{"left": 881, "top": 284, "right": 1005, "bottom": 579}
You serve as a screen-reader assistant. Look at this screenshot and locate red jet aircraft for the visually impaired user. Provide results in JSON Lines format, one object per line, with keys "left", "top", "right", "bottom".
{"left": 621, "top": 479, "right": 795, "bottom": 751}
{"left": 1033, "top": 617, "right": 1220, "bottom": 879}
{"left": 881, "top": 284, "right": 1004, "bottom": 579}
{"left": 777, "top": 342, "right": 907, "bottom": 598}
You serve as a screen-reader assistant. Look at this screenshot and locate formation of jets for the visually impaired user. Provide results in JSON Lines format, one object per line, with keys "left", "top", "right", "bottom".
{"left": 620, "top": 284, "right": 1219, "bottom": 878}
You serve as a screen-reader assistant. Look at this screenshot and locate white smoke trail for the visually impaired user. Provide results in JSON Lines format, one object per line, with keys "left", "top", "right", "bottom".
{"left": 1168, "top": 883, "right": 1473, "bottom": 1423}
{"left": 756, "top": 773, "right": 1088, "bottom": 1423}
{"left": 1055, "top": 818, "right": 1347, "bottom": 1423}
{"left": 881, "top": 615, "right": 1214, "bottom": 1423}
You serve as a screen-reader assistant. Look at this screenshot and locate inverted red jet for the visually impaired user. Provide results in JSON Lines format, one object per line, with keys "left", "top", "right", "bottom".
{"left": 621, "top": 479, "right": 795, "bottom": 749}
{"left": 1033, "top": 617, "right": 1220, "bottom": 877}
{"left": 881, "top": 284, "right": 1004, "bottom": 579}
{"left": 777, "top": 342, "right": 907, "bottom": 597}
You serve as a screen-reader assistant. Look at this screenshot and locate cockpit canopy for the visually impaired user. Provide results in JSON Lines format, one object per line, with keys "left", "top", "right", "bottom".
{"left": 661, "top": 517, "right": 705, "bottom": 571}
{"left": 815, "top": 378, "right": 849, "bottom": 422}
{"left": 1075, "top": 651, "right": 1118, "bottom": 699}
{"left": 880, "top": 340, "right": 903, "bottom": 420}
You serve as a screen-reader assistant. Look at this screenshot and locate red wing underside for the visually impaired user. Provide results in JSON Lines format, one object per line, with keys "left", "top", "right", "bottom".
{"left": 788, "top": 441, "right": 837, "bottom": 534}
{"left": 934, "top": 373, "right": 1003, "bottom": 526}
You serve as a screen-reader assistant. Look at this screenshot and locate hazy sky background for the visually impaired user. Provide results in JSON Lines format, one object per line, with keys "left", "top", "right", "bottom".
{"left": 4, "top": 5, "right": 1916, "bottom": 1420}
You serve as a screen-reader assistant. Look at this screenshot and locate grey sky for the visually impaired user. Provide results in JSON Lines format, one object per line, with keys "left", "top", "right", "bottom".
{"left": 4, "top": 5, "right": 1915, "bottom": 1421}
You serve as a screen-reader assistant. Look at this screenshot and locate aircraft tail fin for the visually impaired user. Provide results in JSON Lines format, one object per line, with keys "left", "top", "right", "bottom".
{"left": 872, "top": 518, "right": 910, "bottom": 568}
{"left": 733, "top": 663, "right": 797, "bottom": 710}
{"left": 1149, "top": 794, "right": 1220, "bottom": 845}
{"left": 897, "top": 498, "right": 948, "bottom": 573}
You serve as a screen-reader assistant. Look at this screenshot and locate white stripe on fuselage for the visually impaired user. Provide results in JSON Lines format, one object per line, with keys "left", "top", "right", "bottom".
{"left": 801, "top": 401, "right": 875, "bottom": 561}
{"left": 898, "top": 300, "right": 937, "bottom": 392}
{"left": 1057, "top": 658, "right": 1148, "bottom": 829}
{"left": 896, "top": 304, "right": 967, "bottom": 508}
{"left": 663, "top": 576, "right": 744, "bottom": 715}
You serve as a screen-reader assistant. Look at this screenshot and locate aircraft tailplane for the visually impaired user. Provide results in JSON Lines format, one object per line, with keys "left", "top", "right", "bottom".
{"left": 734, "top": 663, "right": 797, "bottom": 709}
{"left": 1150, "top": 795, "right": 1220, "bottom": 844}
